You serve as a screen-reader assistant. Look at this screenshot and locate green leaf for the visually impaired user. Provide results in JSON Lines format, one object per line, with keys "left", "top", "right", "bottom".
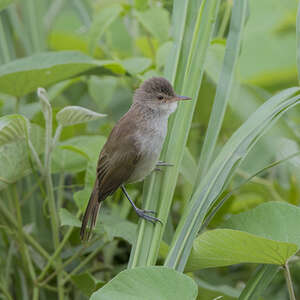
{"left": 0, "top": 114, "right": 28, "bottom": 146}
{"left": 0, "top": 51, "right": 125, "bottom": 97}
{"left": 186, "top": 229, "right": 297, "bottom": 271}
{"left": 89, "top": 4, "right": 123, "bottom": 55}
{"left": 52, "top": 135, "right": 106, "bottom": 174}
{"left": 165, "top": 87, "right": 300, "bottom": 271}
{"left": 122, "top": 57, "right": 152, "bottom": 75}
{"left": 56, "top": 106, "right": 106, "bottom": 126}
{"left": 59, "top": 208, "right": 81, "bottom": 227}
{"left": 71, "top": 272, "right": 104, "bottom": 297}
{"left": 186, "top": 202, "right": 300, "bottom": 271}
{"left": 88, "top": 76, "right": 117, "bottom": 110}
{"left": 51, "top": 146, "right": 87, "bottom": 174}
{"left": 96, "top": 211, "right": 137, "bottom": 245}
{"left": 0, "top": 140, "right": 30, "bottom": 189}
{"left": 135, "top": 7, "right": 170, "bottom": 43}
{"left": 0, "top": 0, "right": 14, "bottom": 12}
{"left": 222, "top": 202, "right": 300, "bottom": 247}
{"left": 297, "top": 1, "right": 300, "bottom": 84}
{"left": 156, "top": 41, "right": 173, "bottom": 70}
{"left": 90, "top": 266, "right": 198, "bottom": 300}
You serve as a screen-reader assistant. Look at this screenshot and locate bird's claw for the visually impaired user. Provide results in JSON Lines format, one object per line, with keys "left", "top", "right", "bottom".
{"left": 135, "top": 208, "right": 163, "bottom": 224}
{"left": 156, "top": 161, "right": 174, "bottom": 167}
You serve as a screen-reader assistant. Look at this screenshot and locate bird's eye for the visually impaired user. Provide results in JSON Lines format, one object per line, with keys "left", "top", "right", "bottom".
{"left": 158, "top": 95, "right": 164, "bottom": 100}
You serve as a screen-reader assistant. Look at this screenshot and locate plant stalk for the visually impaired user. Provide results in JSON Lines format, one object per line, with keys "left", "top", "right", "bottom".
{"left": 284, "top": 262, "right": 296, "bottom": 300}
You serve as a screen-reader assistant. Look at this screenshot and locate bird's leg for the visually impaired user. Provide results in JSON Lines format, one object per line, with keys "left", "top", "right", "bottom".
{"left": 121, "top": 185, "right": 162, "bottom": 224}
{"left": 156, "top": 161, "right": 174, "bottom": 167}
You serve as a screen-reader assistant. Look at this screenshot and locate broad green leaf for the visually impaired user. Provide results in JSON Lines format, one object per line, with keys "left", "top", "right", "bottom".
{"left": 88, "top": 76, "right": 117, "bottom": 110}
{"left": 0, "top": 0, "right": 14, "bottom": 11}
{"left": 122, "top": 57, "right": 152, "bottom": 75}
{"left": 186, "top": 229, "right": 297, "bottom": 271}
{"left": 135, "top": 7, "right": 170, "bottom": 43}
{"left": 90, "top": 266, "right": 197, "bottom": 300}
{"left": 239, "top": 0, "right": 297, "bottom": 88}
{"left": 59, "top": 208, "right": 81, "bottom": 227}
{"left": 156, "top": 41, "right": 173, "bottom": 70}
{"left": 0, "top": 124, "right": 44, "bottom": 190}
{"left": 71, "top": 272, "right": 104, "bottom": 297}
{"left": 52, "top": 135, "right": 106, "bottom": 174}
{"left": 56, "top": 106, "right": 106, "bottom": 126}
{"left": 0, "top": 51, "right": 125, "bottom": 97}
{"left": 51, "top": 146, "right": 87, "bottom": 174}
{"left": 0, "top": 140, "right": 30, "bottom": 189}
{"left": 89, "top": 4, "right": 123, "bottom": 55}
{"left": 95, "top": 210, "right": 137, "bottom": 245}
{"left": 222, "top": 202, "right": 300, "bottom": 247}
{"left": 0, "top": 114, "right": 28, "bottom": 146}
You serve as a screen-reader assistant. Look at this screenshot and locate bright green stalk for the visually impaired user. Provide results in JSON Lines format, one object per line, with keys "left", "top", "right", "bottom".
{"left": 196, "top": 0, "right": 248, "bottom": 182}
{"left": 37, "top": 88, "right": 64, "bottom": 299}
{"left": 7, "top": 4, "right": 32, "bottom": 55}
{"left": 26, "top": 0, "right": 42, "bottom": 52}
{"left": 297, "top": 0, "right": 300, "bottom": 84}
{"left": 12, "top": 184, "right": 39, "bottom": 300}
{"left": 165, "top": 89, "right": 300, "bottom": 271}
{"left": 284, "top": 261, "right": 296, "bottom": 300}
{"left": 0, "top": 17, "right": 11, "bottom": 63}
{"left": 128, "top": 0, "right": 220, "bottom": 268}
{"left": 239, "top": 265, "right": 279, "bottom": 300}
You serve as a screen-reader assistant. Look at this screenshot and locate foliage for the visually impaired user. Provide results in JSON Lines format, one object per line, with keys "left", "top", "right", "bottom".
{"left": 0, "top": 0, "right": 299, "bottom": 300}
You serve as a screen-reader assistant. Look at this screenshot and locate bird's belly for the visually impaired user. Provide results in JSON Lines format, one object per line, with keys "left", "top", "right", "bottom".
{"left": 128, "top": 151, "right": 160, "bottom": 183}
{"left": 127, "top": 128, "right": 165, "bottom": 183}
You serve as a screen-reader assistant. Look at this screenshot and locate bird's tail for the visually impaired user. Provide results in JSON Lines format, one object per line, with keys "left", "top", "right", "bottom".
{"left": 80, "top": 184, "right": 102, "bottom": 241}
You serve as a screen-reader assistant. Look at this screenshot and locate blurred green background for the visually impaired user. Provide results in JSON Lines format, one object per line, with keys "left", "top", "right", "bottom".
{"left": 0, "top": 0, "right": 299, "bottom": 299}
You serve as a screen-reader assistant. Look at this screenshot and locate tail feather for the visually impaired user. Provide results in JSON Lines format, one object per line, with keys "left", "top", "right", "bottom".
{"left": 80, "top": 185, "right": 102, "bottom": 241}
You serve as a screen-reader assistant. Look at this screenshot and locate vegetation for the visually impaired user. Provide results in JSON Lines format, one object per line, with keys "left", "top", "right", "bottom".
{"left": 0, "top": 0, "right": 299, "bottom": 299}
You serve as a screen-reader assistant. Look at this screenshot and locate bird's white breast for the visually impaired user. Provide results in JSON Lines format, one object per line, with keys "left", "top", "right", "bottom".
{"left": 127, "top": 114, "right": 169, "bottom": 183}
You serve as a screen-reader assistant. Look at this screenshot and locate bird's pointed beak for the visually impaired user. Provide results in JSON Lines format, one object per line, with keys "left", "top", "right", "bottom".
{"left": 174, "top": 94, "right": 192, "bottom": 101}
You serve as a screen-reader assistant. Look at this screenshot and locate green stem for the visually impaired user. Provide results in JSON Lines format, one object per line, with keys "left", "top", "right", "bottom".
{"left": 62, "top": 244, "right": 105, "bottom": 284}
{"left": 26, "top": 0, "right": 42, "bottom": 52}
{"left": 37, "top": 88, "right": 64, "bottom": 299}
{"left": 11, "top": 185, "right": 39, "bottom": 299}
{"left": 284, "top": 262, "right": 296, "bottom": 300}
{"left": 41, "top": 238, "right": 99, "bottom": 285}
{"left": 7, "top": 4, "right": 32, "bottom": 55}
{"left": 0, "top": 17, "right": 11, "bottom": 63}
{"left": 0, "top": 281, "right": 13, "bottom": 300}
{"left": 38, "top": 211, "right": 80, "bottom": 281}
{"left": 218, "top": 0, "right": 232, "bottom": 38}
{"left": 12, "top": 185, "right": 36, "bottom": 280}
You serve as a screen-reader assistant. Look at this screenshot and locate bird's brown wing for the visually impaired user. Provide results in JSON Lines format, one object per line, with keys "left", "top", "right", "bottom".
{"left": 80, "top": 117, "right": 141, "bottom": 240}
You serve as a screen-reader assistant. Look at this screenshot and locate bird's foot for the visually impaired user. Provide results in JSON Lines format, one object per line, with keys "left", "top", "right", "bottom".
{"left": 156, "top": 161, "right": 174, "bottom": 167}
{"left": 135, "top": 208, "right": 163, "bottom": 224}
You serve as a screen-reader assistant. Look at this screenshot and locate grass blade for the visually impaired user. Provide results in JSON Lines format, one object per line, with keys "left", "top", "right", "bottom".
{"left": 239, "top": 265, "right": 279, "bottom": 300}
{"left": 164, "top": 87, "right": 300, "bottom": 271}
{"left": 197, "top": 0, "right": 248, "bottom": 181}
{"left": 128, "top": 0, "right": 220, "bottom": 268}
{"left": 297, "top": 0, "right": 300, "bottom": 84}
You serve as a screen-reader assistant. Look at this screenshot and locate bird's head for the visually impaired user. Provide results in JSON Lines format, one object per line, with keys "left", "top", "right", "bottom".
{"left": 133, "top": 77, "right": 191, "bottom": 114}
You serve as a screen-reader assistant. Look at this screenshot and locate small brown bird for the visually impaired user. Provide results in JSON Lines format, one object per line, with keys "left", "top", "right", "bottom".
{"left": 80, "top": 77, "right": 191, "bottom": 240}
